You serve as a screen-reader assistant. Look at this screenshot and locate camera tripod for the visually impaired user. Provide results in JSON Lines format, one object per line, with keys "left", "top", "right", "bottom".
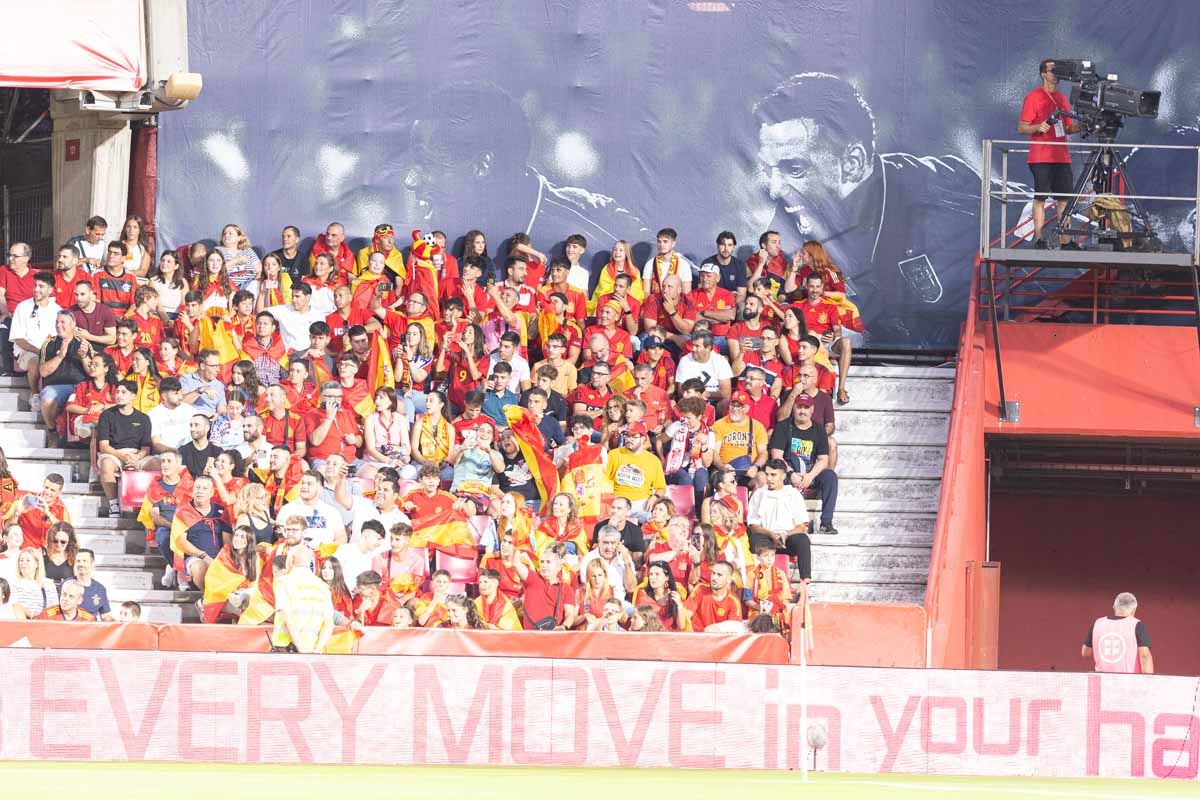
{"left": 1053, "top": 117, "right": 1157, "bottom": 250}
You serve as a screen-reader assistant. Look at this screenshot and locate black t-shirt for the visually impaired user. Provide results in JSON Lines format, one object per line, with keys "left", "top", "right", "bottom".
{"left": 521, "top": 387, "right": 570, "bottom": 426}
{"left": 767, "top": 419, "right": 830, "bottom": 473}
{"left": 96, "top": 406, "right": 152, "bottom": 451}
{"left": 591, "top": 517, "right": 645, "bottom": 553}
{"left": 701, "top": 254, "right": 747, "bottom": 294}
{"left": 40, "top": 336, "right": 89, "bottom": 387}
{"left": 1083, "top": 615, "right": 1152, "bottom": 648}
{"left": 179, "top": 440, "right": 225, "bottom": 480}
{"left": 271, "top": 248, "right": 308, "bottom": 283}
{"left": 497, "top": 450, "right": 541, "bottom": 505}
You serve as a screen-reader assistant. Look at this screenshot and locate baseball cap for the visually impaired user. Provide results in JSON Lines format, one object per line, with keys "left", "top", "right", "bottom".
{"left": 730, "top": 390, "right": 752, "bottom": 406}
{"left": 626, "top": 421, "right": 648, "bottom": 436}
{"left": 642, "top": 335, "right": 666, "bottom": 349}
{"left": 698, "top": 262, "right": 721, "bottom": 274}
{"left": 794, "top": 393, "right": 815, "bottom": 407}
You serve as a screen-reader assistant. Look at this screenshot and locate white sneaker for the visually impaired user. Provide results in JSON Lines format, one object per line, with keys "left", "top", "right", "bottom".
{"left": 161, "top": 566, "right": 177, "bottom": 589}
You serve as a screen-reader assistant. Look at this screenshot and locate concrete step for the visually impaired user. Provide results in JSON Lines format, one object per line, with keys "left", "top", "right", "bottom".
{"left": 94, "top": 569, "right": 154, "bottom": 589}
{"left": 138, "top": 604, "right": 185, "bottom": 624}
{"left": 62, "top": 495, "right": 105, "bottom": 519}
{"left": 811, "top": 545, "right": 931, "bottom": 569}
{"left": 835, "top": 410, "right": 949, "bottom": 446}
{"left": 836, "top": 444, "right": 945, "bottom": 479}
{"left": 808, "top": 582, "right": 927, "bottom": 605}
{"left": 839, "top": 377, "right": 954, "bottom": 412}
{"left": 73, "top": 516, "right": 142, "bottom": 530}
{"left": 0, "top": 410, "right": 39, "bottom": 424}
{"left": 110, "top": 588, "right": 198, "bottom": 604}
{"left": 93, "top": 552, "right": 165, "bottom": 569}
{"left": 76, "top": 534, "right": 135, "bottom": 555}
{"left": 805, "top": 512, "right": 935, "bottom": 548}
{"left": 831, "top": 478, "right": 941, "bottom": 513}
{"left": 0, "top": 393, "right": 29, "bottom": 411}
{"left": 7, "top": 461, "right": 88, "bottom": 484}
{"left": 0, "top": 377, "right": 29, "bottom": 389}
{"left": 0, "top": 428, "right": 47, "bottom": 448}
{"left": 846, "top": 366, "right": 954, "bottom": 380}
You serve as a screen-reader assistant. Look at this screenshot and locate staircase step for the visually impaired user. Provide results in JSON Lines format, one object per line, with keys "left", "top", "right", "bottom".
{"left": 810, "top": 567, "right": 931, "bottom": 584}
{"left": 836, "top": 444, "right": 945, "bottom": 479}
{"left": 808, "top": 582, "right": 927, "bottom": 605}
{"left": 0, "top": 393, "right": 28, "bottom": 411}
{"left": 75, "top": 534, "right": 134, "bottom": 554}
{"left": 72, "top": 516, "right": 143, "bottom": 530}
{"left": 7, "top": 461, "right": 87, "bottom": 484}
{"left": 840, "top": 377, "right": 954, "bottom": 412}
{"left": 136, "top": 603, "right": 186, "bottom": 624}
{"left": 110, "top": 588, "right": 199, "bottom": 604}
{"left": 94, "top": 570, "right": 154, "bottom": 589}
{"left": 0, "top": 411, "right": 39, "bottom": 424}
{"left": 845, "top": 366, "right": 954, "bottom": 380}
{"left": 93, "top": 552, "right": 166, "bottom": 569}
{"left": 835, "top": 411, "right": 949, "bottom": 446}
{"left": 806, "top": 512, "right": 935, "bottom": 547}
{"left": 811, "top": 545, "right": 931, "bottom": 569}
{"left": 833, "top": 479, "right": 941, "bottom": 513}
{"left": 0, "top": 429, "right": 47, "bottom": 448}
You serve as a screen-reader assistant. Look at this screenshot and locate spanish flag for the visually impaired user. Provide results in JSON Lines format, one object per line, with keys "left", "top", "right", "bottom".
{"left": 324, "top": 628, "right": 362, "bottom": 654}
{"left": 832, "top": 295, "right": 865, "bottom": 333}
{"left": 136, "top": 473, "right": 193, "bottom": 534}
{"left": 201, "top": 546, "right": 257, "bottom": 624}
{"left": 238, "top": 540, "right": 288, "bottom": 625}
{"left": 353, "top": 335, "right": 395, "bottom": 418}
{"left": 199, "top": 311, "right": 242, "bottom": 367}
{"left": 130, "top": 373, "right": 160, "bottom": 413}
{"left": 503, "top": 406, "right": 559, "bottom": 513}
{"left": 409, "top": 504, "right": 476, "bottom": 559}
{"left": 168, "top": 501, "right": 206, "bottom": 560}
{"left": 608, "top": 358, "right": 636, "bottom": 395}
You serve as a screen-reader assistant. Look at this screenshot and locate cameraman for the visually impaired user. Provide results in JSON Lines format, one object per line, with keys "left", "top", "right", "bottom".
{"left": 1019, "top": 59, "right": 1082, "bottom": 250}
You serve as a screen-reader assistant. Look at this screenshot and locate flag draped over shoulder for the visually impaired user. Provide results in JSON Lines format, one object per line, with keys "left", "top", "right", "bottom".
{"left": 201, "top": 546, "right": 257, "bottom": 624}
{"left": 199, "top": 313, "right": 241, "bottom": 365}
{"left": 136, "top": 474, "right": 194, "bottom": 532}
{"left": 168, "top": 501, "right": 205, "bottom": 559}
{"left": 354, "top": 335, "right": 395, "bottom": 417}
{"left": 238, "top": 541, "right": 287, "bottom": 625}
{"left": 504, "top": 406, "right": 559, "bottom": 512}
{"left": 409, "top": 504, "right": 476, "bottom": 559}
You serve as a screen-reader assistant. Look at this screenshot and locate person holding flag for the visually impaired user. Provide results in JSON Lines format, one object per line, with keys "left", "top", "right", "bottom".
{"left": 136, "top": 449, "right": 193, "bottom": 586}
{"left": 474, "top": 568, "right": 521, "bottom": 630}
{"left": 503, "top": 405, "right": 559, "bottom": 513}
{"left": 352, "top": 332, "right": 395, "bottom": 418}
{"left": 355, "top": 223, "right": 405, "bottom": 280}
{"left": 200, "top": 524, "right": 262, "bottom": 623}
{"left": 238, "top": 515, "right": 309, "bottom": 626}
{"left": 168, "top": 474, "right": 230, "bottom": 592}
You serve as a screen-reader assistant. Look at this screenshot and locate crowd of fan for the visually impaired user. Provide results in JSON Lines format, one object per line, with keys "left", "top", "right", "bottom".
{"left": 0, "top": 214, "right": 861, "bottom": 644}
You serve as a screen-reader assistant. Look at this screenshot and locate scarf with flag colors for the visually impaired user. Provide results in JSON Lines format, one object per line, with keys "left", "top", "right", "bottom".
{"left": 198, "top": 311, "right": 241, "bottom": 367}
{"left": 353, "top": 335, "right": 396, "bottom": 418}
{"left": 503, "top": 405, "right": 559, "bottom": 513}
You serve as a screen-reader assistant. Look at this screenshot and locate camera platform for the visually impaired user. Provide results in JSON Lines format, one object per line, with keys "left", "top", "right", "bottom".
{"left": 984, "top": 247, "right": 1194, "bottom": 270}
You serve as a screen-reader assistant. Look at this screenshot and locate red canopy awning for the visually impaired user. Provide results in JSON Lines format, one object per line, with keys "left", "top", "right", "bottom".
{"left": 0, "top": 0, "right": 145, "bottom": 92}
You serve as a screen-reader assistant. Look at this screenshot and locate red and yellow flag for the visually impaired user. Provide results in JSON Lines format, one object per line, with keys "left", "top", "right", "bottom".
{"left": 198, "top": 313, "right": 241, "bottom": 366}
{"left": 409, "top": 504, "right": 476, "bottom": 559}
{"left": 503, "top": 406, "right": 559, "bottom": 513}
{"left": 136, "top": 473, "right": 194, "bottom": 532}
{"left": 608, "top": 358, "right": 636, "bottom": 395}
{"left": 201, "top": 546, "right": 256, "bottom": 623}
{"left": 354, "top": 334, "right": 396, "bottom": 418}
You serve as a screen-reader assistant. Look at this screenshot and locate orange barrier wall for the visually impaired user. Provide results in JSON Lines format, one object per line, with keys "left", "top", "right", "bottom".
{"left": 925, "top": 267, "right": 989, "bottom": 669}
{"left": 984, "top": 322, "right": 1200, "bottom": 438}
{"left": 992, "top": 492, "right": 1200, "bottom": 676}
{"left": 0, "top": 621, "right": 159, "bottom": 650}
{"left": 796, "top": 603, "right": 926, "bottom": 667}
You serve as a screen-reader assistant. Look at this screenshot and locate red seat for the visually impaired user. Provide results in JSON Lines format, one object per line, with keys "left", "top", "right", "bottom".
{"left": 435, "top": 550, "right": 479, "bottom": 585}
{"left": 665, "top": 484, "right": 695, "bottom": 519}
{"left": 396, "top": 478, "right": 417, "bottom": 497}
{"left": 119, "top": 470, "right": 160, "bottom": 512}
{"left": 735, "top": 485, "right": 749, "bottom": 517}
{"left": 775, "top": 553, "right": 791, "bottom": 573}
{"left": 467, "top": 515, "right": 491, "bottom": 546}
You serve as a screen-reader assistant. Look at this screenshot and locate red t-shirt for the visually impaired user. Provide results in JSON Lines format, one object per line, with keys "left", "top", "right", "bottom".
{"left": 325, "top": 307, "right": 371, "bottom": 354}
{"left": 743, "top": 389, "right": 778, "bottom": 429}
{"left": 303, "top": 407, "right": 361, "bottom": 462}
{"left": 797, "top": 300, "right": 844, "bottom": 335}
{"left": 570, "top": 384, "right": 612, "bottom": 414}
{"left": 0, "top": 265, "right": 34, "bottom": 314}
{"left": 54, "top": 271, "right": 96, "bottom": 310}
{"left": 689, "top": 286, "right": 737, "bottom": 335}
{"left": 1021, "top": 87, "right": 1072, "bottom": 164}
{"left": 641, "top": 293, "right": 698, "bottom": 335}
{"left": 632, "top": 384, "right": 671, "bottom": 431}
{"left": 452, "top": 414, "right": 499, "bottom": 446}
{"left": 594, "top": 292, "right": 642, "bottom": 321}
{"left": 126, "top": 311, "right": 164, "bottom": 351}
{"left": 444, "top": 352, "right": 490, "bottom": 412}
{"left": 95, "top": 269, "right": 136, "bottom": 313}
{"left": 634, "top": 351, "right": 676, "bottom": 392}
{"left": 105, "top": 345, "right": 136, "bottom": 376}
{"left": 582, "top": 325, "right": 633, "bottom": 360}
{"left": 262, "top": 410, "right": 308, "bottom": 451}
{"left": 537, "top": 283, "right": 588, "bottom": 324}
{"left": 520, "top": 571, "right": 577, "bottom": 629}
{"left": 689, "top": 588, "right": 744, "bottom": 632}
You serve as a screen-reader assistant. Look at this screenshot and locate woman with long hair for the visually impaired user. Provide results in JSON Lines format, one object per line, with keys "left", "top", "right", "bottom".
{"left": 207, "top": 450, "right": 248, "bottom": 523}
{"left": 362, "top": 386, "right": 413, "bottom": 481}
{"left": 195, "top": 250, "right": 235, "bottom": 313}
{"left": 631, "top": 560, "right": 688, "bottom": 631}
{"left": 485, "top": 491, "right": 536, "bottom": 557}
{"left": 63, "top": 352, "right": 118, "bottom": 462}
{"left": 640, "top": 496, "right": 675, "bottom": 546}
{"left": 230, "top": 360, "right": 266, "bottom": 415}
{"left": 436, "top": 323, "right": 488, "bottom": 416}
{"left": 409, "top": 390, "right": 453, "bottom": 473}
{"left": 303, "top": 252, "right": 341, "bottom": 314}
{"left": 216, "top": 223, "right": 261, "bottom": 289}
{"left": 708, "top": 499, "right": 750, "bottom": 587}
{"left": 128, "top": 348, "right": 161, "bottom": 411}
{"left": 201, "top": 524, "right": 261, "bottom": 623}
{"left": 42, "top": 521, "right": 78, "bottom": 591}
{"left": 444, "top": 593, "right": 485, "bottom": 629}
{"left": 577, "top": 557, "right": 619, "bottom": 629}
{"left": 119, "top": 215, "right": 153, "bottom": 278}
{"left": 599, "top": 394, "right": 629, "bottom": 450}
{"left": 589, "top": 239, "right": 645, "bottom": 314}
{"left": 447, "top": 422, "right": 503, "bottom": 491}
{"left": 249, "top": 251, "right": 293, "bottom": 310}
{"left": 534, "top": 492, "right": 588, "bottom": 564}
{"left": 701, "top": 466, "right": 744, "bottom": 525}
{"left": 685, "top": 522, "right": 723, "bottom": 593}
{"left": 155, "top": 337, "right": 195, "bottom": 379}
{"left": 629, "top": 604, "right": 666, "bottom": 632}
{"left": 233, "top": 483, "right": 274, "bottom": 545}
{"left": 319, "top": 556, "right": 355, "bottom": 620}
{"left": 461, "top": 229, "right": 493, "bottom": 282}
{"left": 10, "top": 548, "right": 57, "bottom": 616}
{"left": 149, "top": 250, "right": 189, "bottom": 320}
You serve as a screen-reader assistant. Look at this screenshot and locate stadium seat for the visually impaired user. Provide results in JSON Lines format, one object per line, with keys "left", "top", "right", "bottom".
{"left": 666, "top": 484, "right": 695, "bottom": 518}
{"left": 436, "top": 550, "right": 480, "bottom": 585}
{"left": 467, "top": 515, "right": 491, "bottom": 546}
{"left": 775, "top": 553, "right": 791, "bottom": 573}
{"left": 735, "top": 485, "right": 748, "bottom": 517}
{"left": 396, "top": 478, "right": 416, "bottom": 497}
{"left": 119, "top": 471, "right": 160, "bottom": 512}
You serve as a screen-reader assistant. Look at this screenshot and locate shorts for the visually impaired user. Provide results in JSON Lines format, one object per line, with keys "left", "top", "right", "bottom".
{"left": 1029, "top": 162, "right": 1074, "bottom": 201}
{"left": 97, "top": 449, "right": 156, "bottom": 471}
{"left": 14, "top": 350, "right": 37, "bottom": 372}
{"left": 39, "top": 383, "right": 75, "bottom": 407}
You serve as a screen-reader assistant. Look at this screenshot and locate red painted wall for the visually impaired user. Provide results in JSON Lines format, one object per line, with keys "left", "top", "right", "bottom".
{"left": 992, "top": 492, "right": 1200, "bottom": 676}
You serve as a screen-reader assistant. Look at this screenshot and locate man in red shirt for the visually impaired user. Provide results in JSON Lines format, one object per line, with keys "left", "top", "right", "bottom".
{"left": 593, "top": 272, "right": 642, "bottom": 333}
{"left": 402, "top": 464, "right": 457, "bottom": 522}
{"left": 640, "top": 274, "right": 697, "bottom": 352}
{"left": 741, "top": 366, "right": 779, "bottom": 428}
{"left": 14, "top": 473, "right": 71, "bottom": 551}
{"left": 452, "top": 390, "right": 500, "bottom": 444}
{"left": 538, "top": 258, "right": 587, "bottom": 325}
{"left": 570, "top": 360, "right": 613, "bottom": 420}
{"left": 53, "top": 245, "right": 96, "bottom": 310}
{"left": 1019, "top": 59, "right": 1081, "bottom": 249}
{"left": 105, "top": 319, "right": 138, "bottom": 376}
{"left": 69, "top": 281, "right": 117, "bottom": 350}
{"left": 513, "top": 541, "right": 578, "bottom": 630}
{"left": 689, "top": 262, "right": 737, "bottom": 342}
{"left": 126, "top": 286, "right": 165, "bottom": 351}
{"left": 583, "top": 301, "right": 633, "bottom": 362}
{"left": 309, "top": 222, "right": 355, "bottom": 275}
{"left": 631, "top": 362, "right": 670, "bottom": 433}
{"left": 35, "top": 580, "right": 96, "bottom": 622}
{"left": 304, "top": 381, "right": 362, "bottom": 468}
{"left": 727, "top": 295, "right": 772, "bottom": 367}
{"left": 326, "top": 284, "right": 374, "bottom": 354}
{"left": 262, "top": 385, "right": 308, "bottom": 458}
{"left": 0, "top": 241, "right": 35, "bottom": 376}
{"left": 797, "top": 274, "right": 852, "bottom": 404}
{"left": 688, "top": 561, "right": 744, "bottom": 631}
{"left": 95, "top": 241, "right": 137, "bottom": 313}
{"left": 746, "top": 230, "right": 789, "bottom": 297}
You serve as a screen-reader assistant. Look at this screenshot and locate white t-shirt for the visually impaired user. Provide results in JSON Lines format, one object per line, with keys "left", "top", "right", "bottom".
{"left": 351, "top": 504, "right": 410, "bottom": 542}
{"left": 331, "top": 542, "right": 384, "bottom": 586}
{"left": 566, "top": 263, "right": 590, "bottom": 294}
{"left": 277, "top": 500, "right": 346, "bottom": 546}
{"left": 147, "top": 402, "right": 199, "bottom": 448}
{"left": 267, "top": 304, "right": 325, "bottom": 353}
{"left": 674, "top": 352, "right": 733, "bottom": 394}
{"left": 10, "top": 299, "right": 62, "bottom": 351}
{"left": 75, "top": 238, "right": 109, "bottom": 264}
{"left": 489, "top": 353, "right": 531, "bottom": 393}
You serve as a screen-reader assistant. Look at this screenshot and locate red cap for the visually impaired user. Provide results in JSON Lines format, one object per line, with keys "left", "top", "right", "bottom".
{"left": 795, "top": 393, "right": 815, "bottom": 407}
{"left": 730, "top": 390, "right": 752, "bottom": 406}
{"left": 626, "top": 421, "right": 648, "bottom": 436}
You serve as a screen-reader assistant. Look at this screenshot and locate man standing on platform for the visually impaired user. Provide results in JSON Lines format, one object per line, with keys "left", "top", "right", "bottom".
{"left": 1083, "top": 592, "right": 1153, "bottom": 674}
{"left": 1019, "top": 59, "right": 1082, "bottom": 249}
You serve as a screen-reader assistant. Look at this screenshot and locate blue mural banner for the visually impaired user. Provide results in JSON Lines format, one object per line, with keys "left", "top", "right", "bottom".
{"left": 157, "top": 0, "right": 1200, "bottom": 349}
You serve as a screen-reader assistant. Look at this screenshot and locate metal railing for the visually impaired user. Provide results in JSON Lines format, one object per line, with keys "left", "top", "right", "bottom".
{"left": 1, "top": 182, "right": 52, "bottom": 262}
